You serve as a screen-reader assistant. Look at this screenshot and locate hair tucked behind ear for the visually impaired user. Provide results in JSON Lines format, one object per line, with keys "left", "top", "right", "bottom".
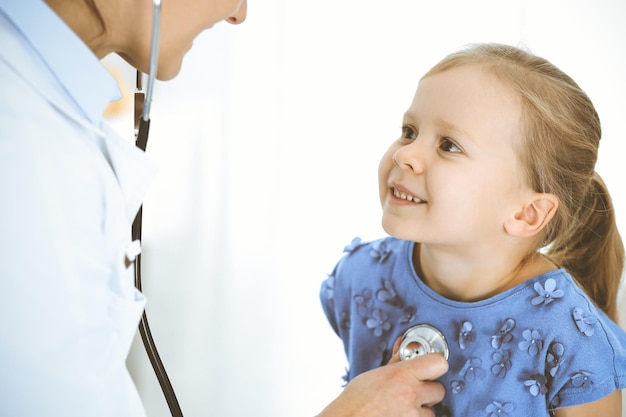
{"left": 424, "top": 43, "right": 624, "bottom": 321}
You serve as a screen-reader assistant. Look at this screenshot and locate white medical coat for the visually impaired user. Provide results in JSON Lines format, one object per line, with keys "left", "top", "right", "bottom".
{"left": 0, "top": 1, "right": 155, "bottom": 415}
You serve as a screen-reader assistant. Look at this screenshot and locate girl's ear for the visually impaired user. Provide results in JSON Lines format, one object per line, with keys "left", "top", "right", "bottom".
{"left": 504, "top": 193, "right": 558, "bottom": 238}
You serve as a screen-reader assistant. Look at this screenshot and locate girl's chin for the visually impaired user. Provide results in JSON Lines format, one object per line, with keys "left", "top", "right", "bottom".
{"left": 381, "top": 218, "right": 411, "bottom": 239}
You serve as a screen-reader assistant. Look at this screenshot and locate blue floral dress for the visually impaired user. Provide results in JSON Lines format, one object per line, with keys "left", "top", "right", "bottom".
{"left": 320, "top": 237, "right": 626, "bottom": 416}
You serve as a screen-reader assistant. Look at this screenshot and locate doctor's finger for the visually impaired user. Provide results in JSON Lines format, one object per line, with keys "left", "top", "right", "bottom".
{"left": 388, "top": 352, "right": 449, "bottom": 382}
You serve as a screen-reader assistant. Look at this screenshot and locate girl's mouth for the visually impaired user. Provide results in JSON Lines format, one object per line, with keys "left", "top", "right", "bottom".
{"left": 393, "top": 187, "right": 425, "bottom": 203}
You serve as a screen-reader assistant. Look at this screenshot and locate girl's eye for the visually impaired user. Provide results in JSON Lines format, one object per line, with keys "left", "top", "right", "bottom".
{"left": 439, "top": 137, "right": 462, "bottom": 153}
{"left": 401, "top": 126, "right": 417, "bottom": 140}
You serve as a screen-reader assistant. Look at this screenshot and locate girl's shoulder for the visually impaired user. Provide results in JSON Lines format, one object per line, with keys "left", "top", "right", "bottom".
{"left": 339, "top": 236, "right": 410, "bottom": 261}
{"left": 328, "top": 236, "right": 412, "bottom": 289}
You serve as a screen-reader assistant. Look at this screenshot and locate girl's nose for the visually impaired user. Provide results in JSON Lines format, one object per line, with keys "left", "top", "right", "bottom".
{"left": 392, "top": 141, "right": 425, "bottom": 174}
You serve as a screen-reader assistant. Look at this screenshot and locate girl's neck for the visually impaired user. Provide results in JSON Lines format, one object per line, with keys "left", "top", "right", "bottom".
{"left": 412, "top": 243, "right": 557, "bottom": 302}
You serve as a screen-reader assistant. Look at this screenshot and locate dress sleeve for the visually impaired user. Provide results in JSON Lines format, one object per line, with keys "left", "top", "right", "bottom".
{"left": 320, "top": 258, "right": 347, "bottom": 338}
{"left": 547, "top": 299, "right": 626, "bottom": 411}
{"left": 320, "top": 239, "right": 368, "bottom": 359}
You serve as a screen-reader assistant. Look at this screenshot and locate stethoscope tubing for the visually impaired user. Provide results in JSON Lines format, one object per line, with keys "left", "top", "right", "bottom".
{"left": 132, "top": 1, "right": 183, "bottom": 416}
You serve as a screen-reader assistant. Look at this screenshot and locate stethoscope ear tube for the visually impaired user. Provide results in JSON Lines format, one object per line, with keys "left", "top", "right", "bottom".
{"left": 141, "top": 0, "right": 160, "bottom": 123}
{"left": 132, "top": 1, "right": 184, "bottom": 416}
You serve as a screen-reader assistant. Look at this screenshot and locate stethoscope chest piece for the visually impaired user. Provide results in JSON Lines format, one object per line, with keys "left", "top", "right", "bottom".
{"left": 399, "top": 324, "right": 449, "bottom": 361}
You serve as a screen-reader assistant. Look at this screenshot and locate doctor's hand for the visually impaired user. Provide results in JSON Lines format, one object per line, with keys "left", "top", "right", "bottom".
{"left": 315, "top": 352, "right": 448, "bottom": 417}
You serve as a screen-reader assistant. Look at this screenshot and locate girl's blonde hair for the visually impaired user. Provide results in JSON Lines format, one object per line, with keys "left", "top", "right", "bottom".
{"left": 423, "top": 43, "right": 624, "bottom": 321}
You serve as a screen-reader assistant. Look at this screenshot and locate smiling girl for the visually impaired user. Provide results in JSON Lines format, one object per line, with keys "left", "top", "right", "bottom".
{"left": 321, "top": 43, "right": 626, "bottom": 416}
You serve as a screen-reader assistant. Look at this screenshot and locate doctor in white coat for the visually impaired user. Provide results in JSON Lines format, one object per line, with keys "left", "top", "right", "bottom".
{"left": 0, "top": 1, "right": 447, "bottom": 416}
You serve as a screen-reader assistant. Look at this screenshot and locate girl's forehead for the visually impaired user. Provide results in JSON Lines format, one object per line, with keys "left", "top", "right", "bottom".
{"left": 418, "top": 65, "right": 514, "bottom": 100}
{"left": 410, "top": 65, "right": 521, "bottom": 123}
{"left": 407, "top": 65, "right": 523, "bottom": 150}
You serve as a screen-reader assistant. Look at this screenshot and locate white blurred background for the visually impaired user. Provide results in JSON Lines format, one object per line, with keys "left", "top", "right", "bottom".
{"left": 104, "top": 0, "right": 626, "bottom": 415}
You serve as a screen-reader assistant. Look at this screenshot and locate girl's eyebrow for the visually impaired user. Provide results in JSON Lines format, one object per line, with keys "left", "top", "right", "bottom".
{"left": 402, "top": 113, "right": 475, "bottom": 145}
{"left": 435, "top": 117, "right": 470, "bottom": 138}
{"left": 402, "top": 113, "right": 469, "bottom": 137}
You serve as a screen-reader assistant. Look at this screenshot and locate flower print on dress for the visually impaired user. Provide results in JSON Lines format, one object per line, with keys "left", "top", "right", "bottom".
{"left": 366, "top": 308, "right": 391, "bottom": 337}
{"left": 450, "top": 380, "right": 465, "bottom": 394}
{"left": 524, "top": 374, "right": 548, "bottom": 396}
{"left": 572, "top": 307, "right": 598, "bottom": 337}
{"left": 353, "top": 288, "right": 373, "bottom": 317}
{"left": 491, "top": 318, "right": 516, "bottom": 349}
{"left": 460, "top": 357, "right": 485, "bottom": 382}
{"left": 531, "top": 278, "right": 564, "bottom": 306}
{"left": 518, "top": 329, "right": 544, "bottom": 357}
{"left": 398, "top": 305, "right": 417, "bottom": 324}
{"left": 570, "top": 371, "right": 593, "bottom": 393}
{"left": 369, "top": 238, "right": 392, "bottom": 263}
{"left": 343, "top": 237, "right": 364, "bottom": 253}
{"left": 491, "top": 351, "right": 512, "bottom": 378}
{"left": 458, "top": 321, "right": 475, "bottom": 350}
{"left": 374, "top": 278, "right": 417, "bottom": 323}
{"left": 546, "top": 342, "right": 564, "bottom": 378}
{"left": 321, "top": 273, "right": 335, "bottom": 303}
{"left": 339, "top": 311, "right": 350, "bottom": 331}
{"left": 485, "top": 401, "right": 514, "bottom": 417}
{"left": 376, "top": 278, "right": 402, "bottom": 307}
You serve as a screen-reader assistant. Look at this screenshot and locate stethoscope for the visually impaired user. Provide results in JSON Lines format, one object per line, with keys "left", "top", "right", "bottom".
{"left": 399, "top": 324, "right": 449, "bottom": 361}
{"left": 129, "top": 1, "right": 447, "bottom": 413}
{"left": 131, "top": 0, "right": 184, "bottom": 416}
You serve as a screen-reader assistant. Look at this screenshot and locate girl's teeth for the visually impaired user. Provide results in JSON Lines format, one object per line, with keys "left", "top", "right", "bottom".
{"left": 394, "top": 188, "right": 420, "bottom": 202}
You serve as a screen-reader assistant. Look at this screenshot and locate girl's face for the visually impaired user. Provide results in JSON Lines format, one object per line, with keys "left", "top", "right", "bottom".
{"left": 378, "top": 65, "right": 529, "bottom": 248}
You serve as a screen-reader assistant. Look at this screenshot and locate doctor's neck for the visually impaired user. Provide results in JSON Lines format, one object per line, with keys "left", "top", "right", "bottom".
{"left": 45, "top": 0, "right": 117, "bottom": 59}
